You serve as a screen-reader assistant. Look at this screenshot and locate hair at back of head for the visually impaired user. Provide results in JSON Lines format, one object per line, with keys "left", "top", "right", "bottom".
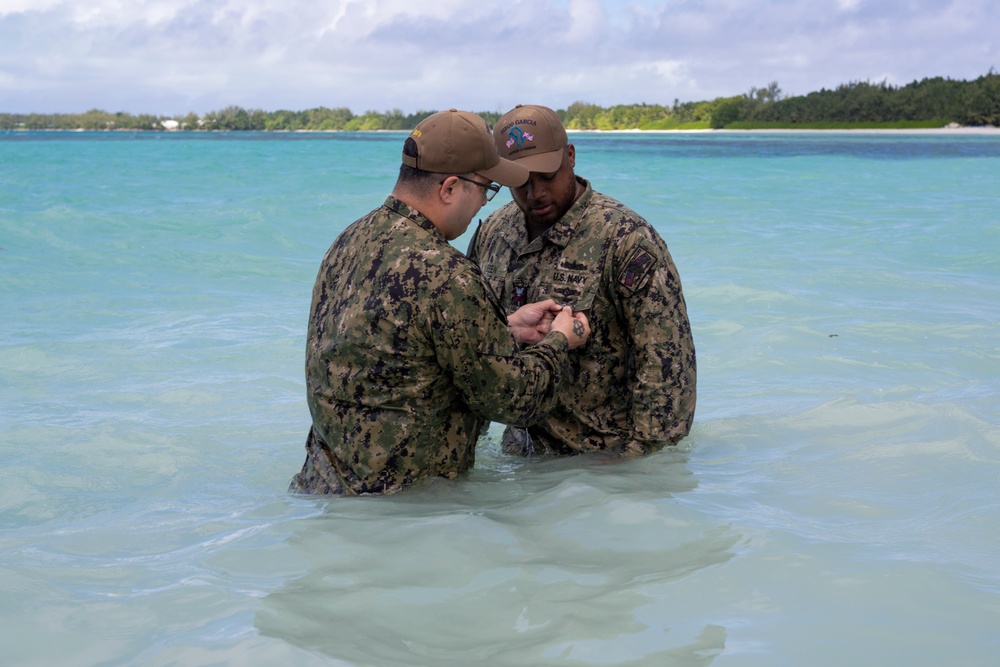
{"left": 397, "top": 137, "right": 440, "bottom": 192}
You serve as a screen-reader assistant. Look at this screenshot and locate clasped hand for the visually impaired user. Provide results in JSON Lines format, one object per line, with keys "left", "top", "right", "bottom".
{"left": 508, "top": 299, "right": 590, "bottom": 349}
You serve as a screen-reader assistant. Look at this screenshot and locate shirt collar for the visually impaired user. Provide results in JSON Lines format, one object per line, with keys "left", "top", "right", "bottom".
{"left": 501, "top": 176, "right": 593, "bottom": 252}
{"left": 383, "top": 195, "right": 444, "bottom": 240}
{"left": 544, "top": 176, "right": 592, "bottom": 249}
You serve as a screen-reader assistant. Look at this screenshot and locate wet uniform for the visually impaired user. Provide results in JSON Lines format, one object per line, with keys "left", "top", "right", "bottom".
{"left": 468, "top": 177, "right": 696, "bottom": 456}
{"left": 290, "top": 196, "right": 570, "bottom": 495}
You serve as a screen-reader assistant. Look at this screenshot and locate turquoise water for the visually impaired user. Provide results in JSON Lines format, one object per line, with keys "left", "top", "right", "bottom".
{"left": 2, "top": 131, "right": 999, "bottom": 666}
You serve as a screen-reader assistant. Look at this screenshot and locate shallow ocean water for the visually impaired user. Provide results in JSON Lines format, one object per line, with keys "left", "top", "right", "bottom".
{"left": 1, "top": 130, "right": 999, "bottom": 666}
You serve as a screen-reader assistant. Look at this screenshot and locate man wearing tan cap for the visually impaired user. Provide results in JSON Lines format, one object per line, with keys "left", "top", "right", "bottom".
{"left": 289, "top": 109, "right": 590, "bottom": 495}
{"left": 468, "top": 104, "right": 696, "bottom": 457}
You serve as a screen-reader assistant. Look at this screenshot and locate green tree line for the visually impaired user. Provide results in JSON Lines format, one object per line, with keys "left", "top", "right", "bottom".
{"left": 722, "top": 70, "right": 999, "bottom": 129}
{"left": 1, "top": 71, "right": 996, "bottom": 132}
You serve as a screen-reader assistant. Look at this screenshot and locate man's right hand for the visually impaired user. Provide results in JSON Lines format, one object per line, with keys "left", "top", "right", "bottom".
{"left": 551, "top": 306, "right": 590, "bottom": 349}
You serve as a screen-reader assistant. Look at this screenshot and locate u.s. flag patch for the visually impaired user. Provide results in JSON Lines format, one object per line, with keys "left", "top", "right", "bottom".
{"left": 617, "top": 243, "right": 658, "bottom": 294}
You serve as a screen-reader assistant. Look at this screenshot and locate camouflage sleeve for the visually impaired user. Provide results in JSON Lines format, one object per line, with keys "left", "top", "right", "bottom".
{"left": 431, "top": 267, "right": 571, "bottom": 427}
{"left": 612, "top": 229, "right": 697, "bottom": 454}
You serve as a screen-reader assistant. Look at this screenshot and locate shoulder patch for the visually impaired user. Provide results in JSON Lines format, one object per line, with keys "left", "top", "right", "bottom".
{"left": 616, "top": 242, "right": 658, "bottom": 295}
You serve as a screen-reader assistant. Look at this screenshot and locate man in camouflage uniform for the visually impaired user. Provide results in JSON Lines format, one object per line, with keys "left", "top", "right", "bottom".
{"left": 467, "top": 104, "right": 696, "bottom": 457}
{"left": 289, "top": 108, "right": 591, "bottom": 496}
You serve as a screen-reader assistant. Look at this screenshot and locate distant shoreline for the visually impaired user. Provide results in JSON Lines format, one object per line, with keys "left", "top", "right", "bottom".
{"left": 4, "top": 125, "right": 999, "bottom": 135}
{"left": 567, "top": 126, "right": 1000, "bottom": 134}
{"left": 6, "top": 74, "right": 997, "bottom": 132}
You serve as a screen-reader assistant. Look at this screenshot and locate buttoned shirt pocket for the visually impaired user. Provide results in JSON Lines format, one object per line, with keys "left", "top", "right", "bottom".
{"left": 543, "top": 268, "right": 598, "bottom": 312}
{"left": 479, "top": 262, "right": 506, "bottom": 298}
{"left": 570, "top": 290, "right": 596, "bottom": 315}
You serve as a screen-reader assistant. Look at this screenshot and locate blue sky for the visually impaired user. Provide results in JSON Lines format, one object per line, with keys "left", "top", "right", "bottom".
{"left": 1, "top": 0, "right": 996, "bottom": 115}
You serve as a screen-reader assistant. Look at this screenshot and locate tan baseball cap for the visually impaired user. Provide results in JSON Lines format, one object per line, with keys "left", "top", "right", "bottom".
{"left": 401, "top": 108, "right": 528, "bottom": 187}
{"left": 494, "top": 104, "right": 568, "bottom": 173}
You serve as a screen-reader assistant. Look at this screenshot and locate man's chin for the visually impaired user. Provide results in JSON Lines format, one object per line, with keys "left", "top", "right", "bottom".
{"left": 525, "top": 210, "right": 558, "bottom": 228}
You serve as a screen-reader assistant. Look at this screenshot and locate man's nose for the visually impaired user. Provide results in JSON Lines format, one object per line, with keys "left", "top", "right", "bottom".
{"left": 526, "top": 177, "right": 544, "bottom": 199}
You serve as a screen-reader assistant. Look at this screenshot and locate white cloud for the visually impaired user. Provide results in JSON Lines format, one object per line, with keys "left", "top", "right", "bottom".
{"left": 0, "top": 0, "right": 64, "bottom": 17}
{"left": 563, "top": 0, "right": 607, "bottom": 42}
{"left": 0, "top": 0, "right": 996, "bottom": 114}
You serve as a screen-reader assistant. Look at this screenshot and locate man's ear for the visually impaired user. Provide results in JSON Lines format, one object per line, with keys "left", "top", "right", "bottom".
{"left": 438, "top": 175, "right": 459, "bottom": 204}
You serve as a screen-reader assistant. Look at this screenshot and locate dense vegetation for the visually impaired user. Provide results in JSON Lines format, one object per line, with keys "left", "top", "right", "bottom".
{"left": 2, "top": 71, "right": 997, "bottom": 132}
{"left": 721, "top": 71, "right": 1000, "bottom": 129}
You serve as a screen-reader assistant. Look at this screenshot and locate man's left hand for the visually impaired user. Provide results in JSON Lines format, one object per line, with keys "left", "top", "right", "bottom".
{"left": 508, "top": 299, "right": 563, "bottom": 344}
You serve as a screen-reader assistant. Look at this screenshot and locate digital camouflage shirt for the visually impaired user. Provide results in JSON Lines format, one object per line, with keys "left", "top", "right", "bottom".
{"left": 467, "top": 177, "right": 696, "bottom": 457}
{"left": 290, "top": 196, "right": 571, "bottom": 495}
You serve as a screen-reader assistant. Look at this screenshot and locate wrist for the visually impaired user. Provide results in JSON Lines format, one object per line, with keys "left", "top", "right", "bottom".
{"left": 541, "top": 330, "right": 570, "bottom": 350}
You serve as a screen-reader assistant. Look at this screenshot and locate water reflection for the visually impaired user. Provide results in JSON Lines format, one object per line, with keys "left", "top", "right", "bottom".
{"left": 257, "top": 446, "right": 735, "bottom": 665}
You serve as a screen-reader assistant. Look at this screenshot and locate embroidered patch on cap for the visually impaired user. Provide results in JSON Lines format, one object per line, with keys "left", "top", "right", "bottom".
{"left": 506, "top": 126, "right": 534, "bottom": 149}
{"left": 617, "top": 243, "right": 658, "bottom": 294}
